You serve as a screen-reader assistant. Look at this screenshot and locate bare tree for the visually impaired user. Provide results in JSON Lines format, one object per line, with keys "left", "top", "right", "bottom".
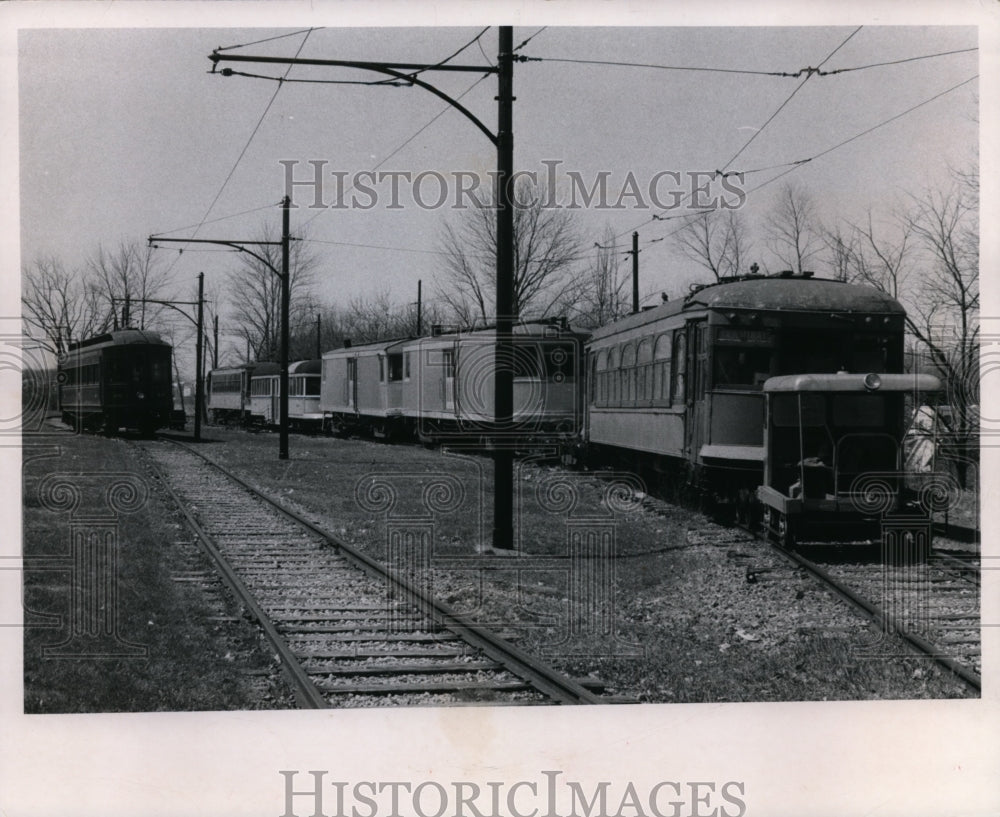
{"left": 87, "top": 240, "right": 172, "bottom": 331}
{"left": 22, "top": 255, "right": 103, "bottom": 355}
{"left": 572, "top": 225, "right": 632, "bottom": 329}
{"left": 226, "top": 225, "right": 318, "bottom": 362}
{"left": 435, "top": 179, "right": 583, "bottom": 325}
{"left": 674, "top": 208, "right": 751, "bottom": 282}
{"left": 832, "top": 175, "right": 978, "bottom": 487}
{"left": 764, "top": 182, "right": 823, "bottom": 274}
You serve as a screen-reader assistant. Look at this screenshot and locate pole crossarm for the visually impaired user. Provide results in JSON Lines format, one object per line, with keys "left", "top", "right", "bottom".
{"left": 208, "top": 52, "right": 499, "bottom": 147}
{"left": 149, "top": 236, "right": 287, "bottom": 279}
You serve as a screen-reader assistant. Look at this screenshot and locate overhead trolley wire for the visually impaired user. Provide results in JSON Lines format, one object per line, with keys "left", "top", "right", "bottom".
{"left": 520, "top": 44, "right": 975, "bottom": 79}
{"left": 743, "top": 72, "right": 979, "bottom": 197}
{"left": 213, "top": 28, "right": 326, "bottom": 52}
{"left": 611, "top": 28, "right": 864, "bottom": 243}
{"left": 159, "top": 28, "right": 317, "bottom": 277}
{"left": 721, "top": 26, "right": 862, "bottom": 170}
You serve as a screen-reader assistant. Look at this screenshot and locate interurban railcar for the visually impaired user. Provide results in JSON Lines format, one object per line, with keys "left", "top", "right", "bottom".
{"left": 59, "top": 329, "right": 173, "bottom": 436}
{"left": 206, "top": 363, "right": 259, "bottom": 425}
{"left": 581, "top": 274, "right": 911, "bottom": 520}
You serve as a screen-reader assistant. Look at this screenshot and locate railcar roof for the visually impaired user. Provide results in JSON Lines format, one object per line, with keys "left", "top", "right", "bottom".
{"left": 322, "top": 338, "right": 409, "bottom": 357}
{"left": 68, "top": 328, "right": 170, "bottom": 351}
{"left": 409, "top": 320, "right": 589, "bottom": 343}
{"left": 763, "top": 372, "right": 941, "bottom": 393}
{"left": 289, "top": 359, "right": 321, "bottom": 374}
{"left": 248, "top": 360, "right": 320, "bottom": 376}
{"left": 588, "top": 276, "right": 904, "bottom": 342}
{"left": 247, "top": 362, "right": 281, "bottom": 377}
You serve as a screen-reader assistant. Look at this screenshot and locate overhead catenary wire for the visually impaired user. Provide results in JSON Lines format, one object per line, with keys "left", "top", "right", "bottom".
{"left": 519, "top": 44, "right": 975, "bottom": 79}
{"left": 613, "top": 27, "right": 865, "bottom": 242}
{"left": 160, "top": 28, "right": 317, "bottom": 279}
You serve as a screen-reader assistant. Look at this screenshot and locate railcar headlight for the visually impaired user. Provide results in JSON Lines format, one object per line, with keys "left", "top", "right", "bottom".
{"left": 136, "top": 391, "right": 145, "bottom": 400}
{"left": 863, "top": 373, "right": 881, "bottom": 391}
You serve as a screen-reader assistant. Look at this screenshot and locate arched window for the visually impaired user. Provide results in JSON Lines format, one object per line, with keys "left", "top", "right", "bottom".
{"left": 621, "top": 343, "right": 637, "bottom": 404}
{"left": 672, "top": 329, "right": 686, "bottom": 405}
{"left": 608, "top": 347, "right": 620, "bottom": 406}
{"left": 636, "top": 338, "right": 654, "bottom": 403}
{"left": 595, "top": 349, "right": 609, "bottom": 406}
{"left": 654, "top": 333, "right": 672, "bottom": 402}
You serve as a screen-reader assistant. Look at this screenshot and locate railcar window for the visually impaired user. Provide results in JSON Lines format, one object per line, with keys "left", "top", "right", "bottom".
{"left": 608, "top": 347, "right": 620, "bottom": 405}
{"left": 671, "top": 330, "right": 686, "bottom": 405}
{"left": 772, "top": 393, "right": 826, "bottom": 427}
{"left": 151, "top": 358, "right": 168, "bottom": 383}
{"left": 713, "top": 347, "right": 772, "bottom": 390}
{"left": 832, "top": 394, "right": 886, "bottom": 427}
{"left": 404, "top": 352, "right": 411, "bottom": 380}
{"left": 306, "top": 376, "right": 320, "bottom": 396}
{"left": 387, "top": 353, "right": 404, "bottom": 382}
{"left": 637, "top": 338, "right": 653, "bottom": 403}
{"left": 595, "top": 350, "right": 609, "bottom": 406}
{"left": 621, "top": 343, "right": 636, "bottom": 403}
{"left": 653, "top": 334, "right": 671, "bottom": 402}
{"left": 379, "top": 356, "right": 385, "bottom": 383}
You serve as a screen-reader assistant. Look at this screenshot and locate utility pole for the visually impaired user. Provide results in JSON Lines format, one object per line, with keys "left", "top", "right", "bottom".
{"left": 494, "top": 26, "right": 515, "bottom": 550}
{"left": 316, "top": 313, "right": 322, "bottom": 359}
{"left": 195, "top": 272, "right": 204, "bottom": 442}
{"left": 280, "top": 195, "right": 291, "bottom": 459}
{"left": 148, "top": 197, "right": 291, "bottom": 458}
{"left": 213, "top": 315, "right": 219, "bottom": 368}
{"left": 113, "top": 283, "right": 205, "bottom": 442}
{"left": 416, "top": 279, "right": 422, "bottom": 337}
{"left": 207, "top": 30, "right": 517, "bottom": 540}
{"left": 629, "top": 231, "right": 640, "bottom": 314}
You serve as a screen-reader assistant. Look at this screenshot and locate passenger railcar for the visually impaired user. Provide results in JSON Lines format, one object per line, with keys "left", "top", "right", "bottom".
{"left": 757, "top": 371, "right": 941, "bottom": 544}
{"left": 248, "top": 360, "right": 322, "bottom": 430}
{"left": 59, "top": 329, "right": 173, "bottom": 436}
{"left": 582, "top": 273, "right": 908, "bottom": 507}
{"left": 206, "top": 363, "right": 258, "bottom": 425}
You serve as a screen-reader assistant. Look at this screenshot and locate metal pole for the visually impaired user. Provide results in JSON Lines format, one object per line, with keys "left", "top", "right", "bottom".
{"left": 213, "top": 315, "right": 219, "bottom": 368}
{"left": 632, "top": 231, "right": 640, "bottom": 314}
{"left": 195, "top": 272, "right": 204, "bottom": 442}
{"left": 280, "top": 196, "right": 291, "bottom": 460}
{"left": 316, "top": 313, "right": 321, "bottom": 359}
{"left": 416, "top": 279, "right": 422, "bottom": 336}
{"left": 492, "top": 26, "right": 515, "bottom": 550}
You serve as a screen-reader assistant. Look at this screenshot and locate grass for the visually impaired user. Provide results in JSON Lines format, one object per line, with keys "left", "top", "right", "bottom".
{"left": 22, "top": 429, "right": 296, "bottom": 713}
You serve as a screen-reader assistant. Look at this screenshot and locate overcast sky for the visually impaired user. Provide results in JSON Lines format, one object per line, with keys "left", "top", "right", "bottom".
{"left": 16, "top": 23, "right": 980, "bottom": 355}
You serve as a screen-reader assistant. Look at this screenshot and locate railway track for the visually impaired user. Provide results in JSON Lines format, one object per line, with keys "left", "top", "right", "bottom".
{"left": 140, "top": 438, "right": 602, "bottom": 708}
{"left": 758, "top": 536, "right": 981, "bottom": 692}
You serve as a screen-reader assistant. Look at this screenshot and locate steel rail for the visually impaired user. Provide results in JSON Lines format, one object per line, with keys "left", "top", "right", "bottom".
{"left": 144, "top": 449, "right": 329, "bottom": 708}
{"left": 768, "top": 540, "right": 981, "bottom": 693}
{"left": 158, "top": 438, "right": 601, "bottom": 705}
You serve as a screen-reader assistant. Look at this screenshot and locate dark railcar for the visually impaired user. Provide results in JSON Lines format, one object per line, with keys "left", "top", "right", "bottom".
{"left": 59, "top": 329, "right": 173, "bottom": 435}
